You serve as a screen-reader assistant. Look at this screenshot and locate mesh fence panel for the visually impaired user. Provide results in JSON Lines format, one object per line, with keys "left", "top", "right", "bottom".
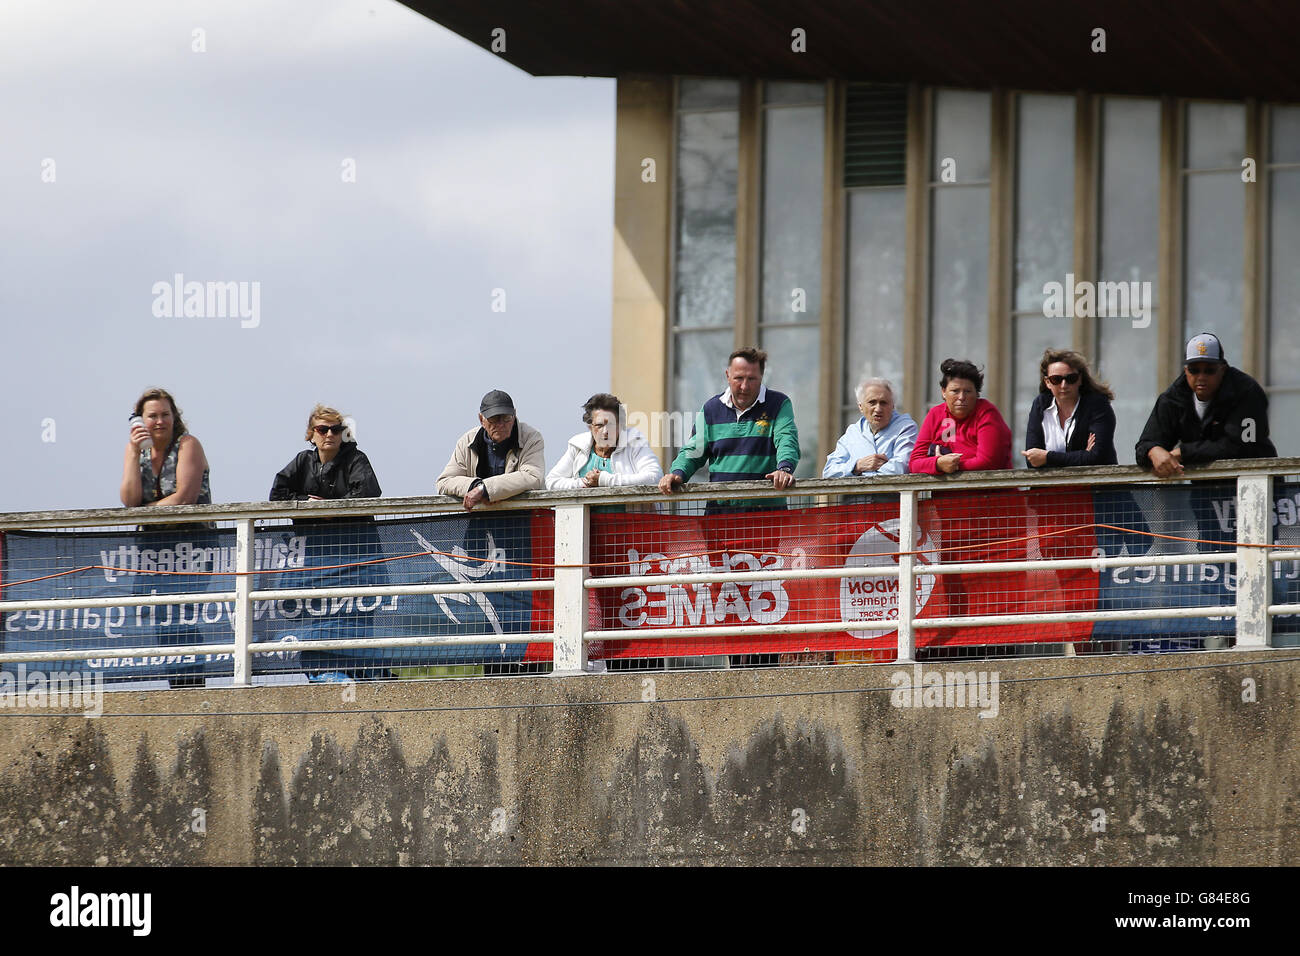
{"left": 1269, "top": 476, "right": 1300, "bottom": 648}
{"left": 0, "top": 521, "right": 239, "bottom": 688}
{"left": 2, "top": 473, "right": 1294, "bottom": 688}
{"left": 251, "top": 512, "right": 554, "bottom": 681}
{"left": 0, "top": 510, "right": 557, "bottom": 689}
{"left": 586, "top": 479, "right": 1256, "bottom": 667}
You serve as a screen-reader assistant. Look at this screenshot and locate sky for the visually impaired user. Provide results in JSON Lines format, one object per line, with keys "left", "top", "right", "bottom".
{"left": 0, "top": 0, "right": 615, "bottom": 513}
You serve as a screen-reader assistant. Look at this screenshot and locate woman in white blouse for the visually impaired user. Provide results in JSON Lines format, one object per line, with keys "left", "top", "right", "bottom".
{"left": 1022, "top": 349, "right": 1118, "bottom": 468}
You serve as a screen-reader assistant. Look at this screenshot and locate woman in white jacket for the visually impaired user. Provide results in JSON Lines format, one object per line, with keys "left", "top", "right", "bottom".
{"left": 546, "top": 393, "right": 663, "bottom": 490}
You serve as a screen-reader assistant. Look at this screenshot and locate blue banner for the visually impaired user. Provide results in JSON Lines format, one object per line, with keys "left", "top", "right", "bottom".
{"left": 1091, "top": 480, "right": 1300, "bottom": 648}
{"left": 1, "top": 514, "right": 539, "bottom": 681}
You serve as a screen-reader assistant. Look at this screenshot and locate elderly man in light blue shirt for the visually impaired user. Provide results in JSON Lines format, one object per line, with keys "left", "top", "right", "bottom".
{"left": 823, "top": 378, "right": 918, "bottom": 478}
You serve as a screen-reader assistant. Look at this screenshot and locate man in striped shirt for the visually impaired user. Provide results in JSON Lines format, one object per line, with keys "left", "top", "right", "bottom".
{"left": 658, "top": 347, "right": 800, "bottom": 512}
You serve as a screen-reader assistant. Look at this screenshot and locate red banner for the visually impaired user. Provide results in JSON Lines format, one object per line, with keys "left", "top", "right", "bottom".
{"left": 529, "top": 491, "right": 1099, "bottom": 661}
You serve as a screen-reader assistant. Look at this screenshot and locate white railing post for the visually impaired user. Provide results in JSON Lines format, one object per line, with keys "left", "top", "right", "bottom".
{"left": 232, "top": 518, "right": 254, "bottom": 686}
{"left": 1235, "top": 474, "right": 1272, "bottom": 649}
{"left": 896, "top": 490, "right": 916, "bottom": 662}
{"left": 551, "top": 502, "right": 589, "bottom": 675}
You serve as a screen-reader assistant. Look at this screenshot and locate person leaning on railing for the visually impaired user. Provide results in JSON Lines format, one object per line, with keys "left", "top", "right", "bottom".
{"left": 1135, "top": 331, "right": 1276, "bottom": 477}
{"left": 545, "top": 392, "right": 662, "bottom": 492}
{"left": 822, "top": 377, "right": 917, "bottom": 478}
{"left": 119, "top": 386, "right": 213, "bottom": 689}
{"left": 1021, "top": 348, "right": 1117, "bottom": 469}
{"left": 120, "top": 386, "right": 212, "bottom": 511}
{"left": 907, "top": 359, "right": 1013, "bottom": 623}
{"left": 437, "top": 389, "right": 545, "bottom": 511}
{"left": 269, "top": 404, "right": 387, "bottom": 684}
{"left": 658, "top": 346, "right": 800, "bottom": 511}
{"left": 908, "top": 358, "right": 1013, "bottom": 475}
{"left": 268, "top": 403, "right": 381, "bottom": 510}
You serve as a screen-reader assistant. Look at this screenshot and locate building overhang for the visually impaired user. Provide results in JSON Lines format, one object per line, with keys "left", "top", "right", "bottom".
{"left": 399, "top": 0, "right": 1300, "bottom": 101}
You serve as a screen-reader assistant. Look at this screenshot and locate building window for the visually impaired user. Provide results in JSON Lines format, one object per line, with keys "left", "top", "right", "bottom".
{"left": 843, "top": 83, "right": 907, "bottom": 432}
{"left": 670, "top": 78, "right": 740, "bottom": 447}
{"left": 1011, "top": 93, "right": 1076, "bottom": 448}
{"left": 1097, "top": 97, "right": 1161, "bottom": 462}
{"left": 758, "top": 81, "right": 824, "bottom": 477}
{"left": 1182, "top": 101, "right": 1247, "bottom": 360}
{"left": 927, "top": 90, "right": 991, "bottom": 395}
{"left": 1267, "top": 105, "right": 1300, "bottom": 456}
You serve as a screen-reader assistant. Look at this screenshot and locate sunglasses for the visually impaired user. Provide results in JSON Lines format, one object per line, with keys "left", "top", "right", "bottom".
{"left": 1046, "top": 373, "right": 1080, "bottom": 386}
{"left": 1186, "top": 364, "right": 1221, "bottom": 377}
{"left": 313, "top": 424, "right": 346, "bottom": 435}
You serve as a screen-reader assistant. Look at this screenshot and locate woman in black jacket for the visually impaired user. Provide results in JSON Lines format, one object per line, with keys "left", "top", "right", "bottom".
{"left": 1022, "top": 349, "right": 1118, "bottom": 468}
{"left": 269, "top": 404, "right": 386, "bottom": 682}
{"left": 1021, "top": 350, "right": 1147, "bottom": 569}
{"left": 270, "top": 404, "right": 381, "bottom": 503}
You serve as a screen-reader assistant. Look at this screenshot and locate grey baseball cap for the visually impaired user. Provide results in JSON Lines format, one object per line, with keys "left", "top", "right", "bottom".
{"left": 479, "top": 389, "right": 516, "bottom": 418}
{"left": 1184, "top": 332, "right": 1227, "bottom": 365}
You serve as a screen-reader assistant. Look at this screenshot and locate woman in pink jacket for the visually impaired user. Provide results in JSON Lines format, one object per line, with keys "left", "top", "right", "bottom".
{"left": 909, "top": 358, "right": 1013, "bottom": 474}
{"left": 908, "top": 358, "right": 1015, "bottom": 631}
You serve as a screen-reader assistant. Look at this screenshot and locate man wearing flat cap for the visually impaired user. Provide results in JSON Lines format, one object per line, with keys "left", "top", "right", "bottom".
{"left": 1136, "top": 331, "right": 1277, "bottom": 477}
{"left": 437, "top": 389, "right": 546, "bottom": 510}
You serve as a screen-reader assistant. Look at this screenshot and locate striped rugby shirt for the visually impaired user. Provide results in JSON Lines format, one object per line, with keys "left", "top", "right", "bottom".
{"left": 670, "top": 384, "right": 800, "bottom": 483}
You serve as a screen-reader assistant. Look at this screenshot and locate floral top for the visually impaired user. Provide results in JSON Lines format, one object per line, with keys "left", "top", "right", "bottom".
{"left": 139, "top": 434, "right": 211, "bottom": 505}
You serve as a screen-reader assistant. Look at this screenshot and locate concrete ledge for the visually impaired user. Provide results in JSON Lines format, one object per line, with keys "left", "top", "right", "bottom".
{"left": 1, "top": 650, "right": 1297, "bottom": 865}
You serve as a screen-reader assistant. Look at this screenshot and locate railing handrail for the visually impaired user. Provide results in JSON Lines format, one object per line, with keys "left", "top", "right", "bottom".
{"left": 0, "top": 464, "right": 1294, "bottom": 679}
{"left": 3, "top": 456, "right": 1299, "bottom": 530}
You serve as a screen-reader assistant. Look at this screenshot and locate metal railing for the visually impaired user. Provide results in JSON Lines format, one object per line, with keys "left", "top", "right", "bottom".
{"left": 2, "top": 458, "right": 1298, "bottom": 684}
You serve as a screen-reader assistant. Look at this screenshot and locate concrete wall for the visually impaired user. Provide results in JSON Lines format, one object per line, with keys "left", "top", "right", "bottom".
{"left": 2, "top": 650, "right": 1297, "bottom": 865}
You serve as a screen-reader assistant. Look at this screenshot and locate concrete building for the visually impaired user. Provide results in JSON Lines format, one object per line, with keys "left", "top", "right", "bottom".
{"left": 402, "top": 0, "right": 1300, "bottom": 474}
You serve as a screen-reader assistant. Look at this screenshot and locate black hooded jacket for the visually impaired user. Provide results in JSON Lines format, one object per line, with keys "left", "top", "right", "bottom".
{"left": 269, "top": 441, "right": 382, "bottom": 500}
{"left": 1134, "top": 366, "right": 1276, "bottom": 467}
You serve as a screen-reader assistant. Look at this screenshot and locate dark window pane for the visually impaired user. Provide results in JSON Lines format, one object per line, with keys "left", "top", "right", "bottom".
{"left": 845, "top": 187, "right": 906, "bottom": 408}
{"left": 933, "top": 90, "right": 991, "bottom": 183}
{"left": 1183, "top": 173, "right": 1245, "bottom": 360}
{"left": 759, "top": 325, "right": 819, "bottom": 479}
{"left": 928, "top": 185, "right": 990, "bottom": 377}
{"left": 674, "top": 110, "right": 738, "bottom": 329}
{"left": 1013, "top": 94, "right": 1074, "bottom": 311}
{"left": 1186, "top": 102, "right": 1245, "bottom": 170}
{"left": 760, "top": 104, "right": 823, "bottom": 325}
{"left": 1271, "top": 105, "right": 1300, "bottom": 164}
{"left": 679, "top": 78, "right": 740, "bottom": 110}
{"left": 764, "top": 81, "right": 824, "bottom": 106}
{"left": 1269, "top": 168, "right": 1300, "bottom": 386}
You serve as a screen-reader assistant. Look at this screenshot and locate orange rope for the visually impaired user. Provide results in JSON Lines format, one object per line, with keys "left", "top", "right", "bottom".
{"left": 2, "top": 520, "right": 1294, "bottom": 591}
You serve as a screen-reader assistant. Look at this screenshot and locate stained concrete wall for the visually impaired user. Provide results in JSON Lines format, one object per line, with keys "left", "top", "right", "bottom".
{"left": 1, "top": 650, "right": 1297, "bottom": 865}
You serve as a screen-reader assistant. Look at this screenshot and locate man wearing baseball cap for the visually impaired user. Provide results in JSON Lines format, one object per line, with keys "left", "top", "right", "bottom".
{"left": 1135, "top": 332, "right": 1276, "bottom": 477}
{"left": 437, "top": 389, "right": 545, "bottom": 510}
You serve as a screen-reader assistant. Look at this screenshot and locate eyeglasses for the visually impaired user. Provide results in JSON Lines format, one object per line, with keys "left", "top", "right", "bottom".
{"left": 313, "top": 424, "right": 346, "bottom": 435}
{"left": 1046, "top": 373, "right": 1080, "bottom": 386}
{"left": 1186, "top": 364, "right": 1220, "bottom": 377}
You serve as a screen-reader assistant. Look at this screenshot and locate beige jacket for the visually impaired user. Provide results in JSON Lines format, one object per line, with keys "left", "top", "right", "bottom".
{"left": 436, "top": 421, "right": 546, "bottom": 502}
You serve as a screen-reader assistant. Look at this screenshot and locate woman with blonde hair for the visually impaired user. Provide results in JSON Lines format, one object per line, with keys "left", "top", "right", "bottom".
{"left": 269, "top": 404, "right": 381, "bottom": 503}
{"left": 269, "top": 404, "right": 385, "bottom": 684}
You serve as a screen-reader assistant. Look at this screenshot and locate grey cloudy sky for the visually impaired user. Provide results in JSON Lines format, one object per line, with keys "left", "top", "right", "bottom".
{"left": 0, "top": 0, "right": 614, "bottom": 513}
